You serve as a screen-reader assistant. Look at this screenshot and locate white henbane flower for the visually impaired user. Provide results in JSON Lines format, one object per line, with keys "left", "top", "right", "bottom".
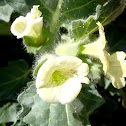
{"left": 106, "top": 51, "right": 126, "bottom": 89}
{"left": 82, "top": 22, "right": 126, "bottom": 89}
{"left": 82, "top": 22, "right": 109, "bottom": 74}
{"left": 11, "top": 5, "right": 43, "bottom": 40}
{"left": 36, "top": 56, "right": 89, "bottom": 104}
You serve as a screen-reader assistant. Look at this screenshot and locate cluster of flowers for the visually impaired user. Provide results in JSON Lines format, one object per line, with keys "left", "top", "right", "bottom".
{"left": 11, "top": 6, "right": 126, "bottom": 104}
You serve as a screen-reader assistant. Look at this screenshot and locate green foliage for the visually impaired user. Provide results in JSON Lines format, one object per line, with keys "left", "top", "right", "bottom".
{"left": 79, "top": 84, "right": 104, "bottom": 114}
{"left": 0, "top": 0, "right": 13, "bottom": 22}
{"left": 3, "top": 0, "right": 125, "bottom": 54}
{"left": 69, "top": 0, "right": 126, "bottom": 40}
{"left": 0, "top": 60, "right": 31, "bottom": 101}
{"left": 69, "top": 6, "right": 100, "bottom": 40}
{"left": 0, "top": 102, "right": 18, "bottom": 123}
{"left": 18, "top": 84, "right": 81, "bottom": 126}
{"left": 5, "top": 0, "right": 29, "bottom": 15}
{"left": 5, "top": 0, "right": 126, "bottom": 35}
{"left": 0, "top": 0, "right": 126, "bottom": 125}
{"left": 17, "top": 83, "right": 104, "bottom": 126}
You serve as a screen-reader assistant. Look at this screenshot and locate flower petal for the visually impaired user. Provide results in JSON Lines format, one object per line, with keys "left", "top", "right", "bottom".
{"left": 110, "top": 51, "right": 126, "bottom": 61}
{"left": 36, "top": 57, "right": 57, "bottom": 88}
{"left": 31, "top": 5, "right": 42, "bottom": 19}
{"left": 56, "top": 56, "right": 82, "bottom": 70}
{"left": 59, "top": 77, "right": 82, "bottom": 104}
{"left": 23, "top": 17, "right": 43, "bottom": 40}
{"left": 100, "top": 51, "right": 110, "bottom": 74}
{"left": 36, "top": 56, "right": 90, "bottom": 104}
{"left": 96, "top": 21, "right": 106, "bottom": 47}
{"left": 79, "top": 76, "right": 90, "bottom": 84}
{"left": 37, "top": 86, "right": 61, "bottom": 103}
{"left": 107, "top": 51, "right": 126, "bottom": 88}
{"left": 77, "top": 63, "right": 89, "bottom": 76}
{"left": 121, "top": 61, "right": 126, "bottom": 77}
{"left": 82, "top": 22, "right": 106, "bottom": 57}
{"left": 109, "top": 74, "right": 125, "bottom": 89}
{"left": 82, "top": 22, "right": 110, "bottom": 74}
{"left": 11, "top": 16, "right": 27, "bottom": 38}
{"left": 109, "top": 51, "right": 126, "bottom": 77}
{"left": 26, "top": 5, "right": 42, "bottom": 22}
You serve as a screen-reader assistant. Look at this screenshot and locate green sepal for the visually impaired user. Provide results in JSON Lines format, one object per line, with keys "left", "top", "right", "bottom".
{"left": 23, "top": 36, "right": 43, "bottom": 54}
{"left": 22, "top": 23, "right": 49, "bottom": 54}
{"left": 33, "top": 53, "right": 54, "bottom": 77}
{"left": 33, "top": 59, "right": 47, "bottom": 77}
{"left": 78, "top": 54, "right": 102, "bottom": 81}
{"left": 55, "top": 35, "right": 80, "bottom": 56}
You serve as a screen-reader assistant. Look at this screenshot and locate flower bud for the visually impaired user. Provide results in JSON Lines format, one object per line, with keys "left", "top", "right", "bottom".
{"left": 11, "top": 5, "right": 43, "bottom": 53}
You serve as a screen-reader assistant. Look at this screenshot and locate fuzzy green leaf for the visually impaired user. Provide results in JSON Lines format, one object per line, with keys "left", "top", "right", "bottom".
{"left": 4, "top": 0, "right": 29, "bottom": 15}
{"left": 69, "top": 0, "right": 126, "bottom": 40}
{"left": 0, "top": 1, "right": 13, "bottom": 22}
{"left": 5, "top": 0, "right": 125, "bottom": 54}
{"left": 6, "top": 0, "right": 125, "bottom": 33}
{"left": 12, "top": 120, "right": 28, "bottom": 126}
{"left": 18, "top": 81, "right": 104, "bottom": 125}
{"left": 0, "top": 60, "right": 31, "bottom": 101}
{"left": 23, "top": 36, "right": 43, "bottom": 54}
{"left": 18, "top": 84, "right": 83, "bottom": 126}
{"left": 79, "top": 84, "right": 105, "bottom": 114}
{"left": 0, "top": 102, "right": 18, "bottom": 123}
{"left": 23, "top": 0, "right": 101, "bottom": 33}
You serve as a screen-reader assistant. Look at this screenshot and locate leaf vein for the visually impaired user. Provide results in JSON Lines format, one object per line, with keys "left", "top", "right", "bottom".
{"left": 39, "top": 0, "right": 54, "bottom": 14}
{"left": 62, "top": 0, "right": 95, "bottom": 14}
{"left": 48, "top": 104, "right": 51, "bottom": 126}
{"left": 65, "top": 104, "right": 70, "bottom": 126}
